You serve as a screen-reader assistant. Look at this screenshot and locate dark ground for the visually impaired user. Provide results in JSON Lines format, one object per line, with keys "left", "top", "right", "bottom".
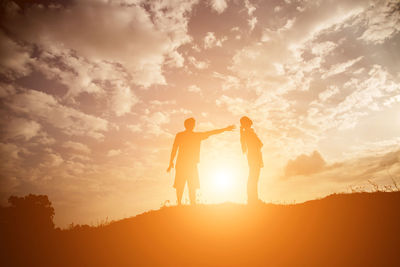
{"left": 1, "top": 191, "right": 400, "bottom": 266}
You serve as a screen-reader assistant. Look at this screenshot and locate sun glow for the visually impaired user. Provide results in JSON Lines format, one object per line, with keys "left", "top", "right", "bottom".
{"left": 199, "top": 150, "right": 248, "bottom": 203}
{"left": 213, "top": 169, "right": 233, "bottom": 192}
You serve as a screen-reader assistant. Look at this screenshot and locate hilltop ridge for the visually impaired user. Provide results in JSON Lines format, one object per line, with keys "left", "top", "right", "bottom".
{"left": 2, "top": 192, "right": 400, "bottom": 266}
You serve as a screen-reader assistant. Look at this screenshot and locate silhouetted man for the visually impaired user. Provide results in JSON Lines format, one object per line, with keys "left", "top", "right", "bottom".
{"left": 167, "top": 118, "right": 234, "bottom": 205}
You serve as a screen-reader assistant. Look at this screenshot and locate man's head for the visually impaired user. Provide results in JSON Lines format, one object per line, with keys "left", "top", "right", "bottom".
{"left": 184, "top": 117, "right": 195, "bottom": 131}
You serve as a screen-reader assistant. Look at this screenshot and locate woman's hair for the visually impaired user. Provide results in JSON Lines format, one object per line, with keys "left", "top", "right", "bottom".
{"left": 240, "top": 116, "right": 253, "bottom": 154}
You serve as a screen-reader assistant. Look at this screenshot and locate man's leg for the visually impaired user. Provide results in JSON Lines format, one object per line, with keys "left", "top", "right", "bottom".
{"left": 188, "top": 164, "right": 199, "bottom": 205}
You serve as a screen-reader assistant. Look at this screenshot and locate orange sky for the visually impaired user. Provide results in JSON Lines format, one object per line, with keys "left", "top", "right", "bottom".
{"left": 0, "top": 0, "right": 400, "bottom": 227}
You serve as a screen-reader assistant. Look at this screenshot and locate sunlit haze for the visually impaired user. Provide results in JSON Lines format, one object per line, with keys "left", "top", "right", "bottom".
{"left": 0, "top": 0, "right": 399, "bottom": 227}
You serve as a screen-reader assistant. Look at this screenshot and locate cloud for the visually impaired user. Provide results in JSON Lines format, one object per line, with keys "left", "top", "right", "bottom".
{"left": 32, "top": 50, "right": 142, "bottom": 118}
{"left": 0, "top": 30, "right": 32, "bottom": 78}
{"left": 6, "top": 89, "right": 109, "bottom": 139}
{"left": 209, "top": 0, "right": 229, "bottom": 14}
{"left": 283, "top": 0, "right": 367, "bottom": 45}
{"left": 379, "top": 149, "right": 400, "bottom": 168}
{"left": 311, "top": 41, "right": 337, "bottom": 57}
{"left": 284, "top": 151, "right": 326, "bottom": 177}
{"left": 335, "top": 65, "right": 398, "bottom": 113}
{"left": 188, "top": 56, "right": 209, "bottom": 69}
{"left": 244, "top": 0, "right": 257, "bottom": 31}
{"left": 320, "top": 149, "right": 399, "bottom": 185}
{"left": 318, "top": 86, "right": 340, "bottom": 102}
{"left": 142, "top": 111, "right": 171, "bottom": 137}
{"left": 62, "top": 141, "right": 91, "bottom": 154}
{"left": 149, "top": 100, "right": 177, "bottom": 107}
{"left": 203, "top": 32, "right": 227, "bottom": 49}
{"left": 40, "top": 152, "right": 63, "bottom": 168}
{"left": 248, "top": 17, "right": 257, "bottom": 31}
{"left": 2, "top": 117, "right": 41, "bottom": 141}
{"left": 127, "top": 124, "right": 142, "bottom": 133}
{"left": 107, "top": 149, "right": 122, "bottom": 157}
{"left": 2, "top": 0, "right": 198, "bottom": 87}
{"left": 229, "top": 42, "right": 288, "bottom": 86}
{"left": 111, "top": 82, "right": 139, "bottom": 117}
{"left": 307, "top": 64, "right": 400, "bottom": 134}
{"left": 359, "top": 0, "right": 400, "bottom": 44}
{"left": 222, "top": 0, "right": 399, "bottom": 156}
{"left": 230, "top": 0, "right": 370, "bottom": 92}
{"left": 277, "top": 149, "right": 400, "bottom": 203}
{"left": 0, "top": 82, "right": 16, "bottom": 98}
{"left": 213, "top": 72, "right": 240, "bottom": 91}
{"left": 244, "top": 0, "right": 256, "bottom": 16}
{"left": 165, "top": 51, "right": 185, "bottom": 68}
{"left": 188, "top": 85, "right": 201, "bottom": 93}
{"left": 216, "top": 95, "right": 249, "bottom": 116}
{"left": 34, "top": 51, "right": 117, "bottom": 97}
{"left": 322, "top": 56, "right": 363, "bottom": 79}
{"left": 0, "top": 142, "right": 23, "bottom": 160}
{"left": 384, "top": 94, "right": 400, "bottom": 107}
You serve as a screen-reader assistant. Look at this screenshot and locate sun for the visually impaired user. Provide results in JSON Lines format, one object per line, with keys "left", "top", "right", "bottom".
{"left": 213, "top": 169, "right": 233, "bottom": 192}
{"left": 200, "top": 158, "right": 247, "bottom": 203}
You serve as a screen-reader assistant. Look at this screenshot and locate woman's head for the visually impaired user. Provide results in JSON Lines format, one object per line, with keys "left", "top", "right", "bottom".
{"left": 240, "top": 116, "right": 252, "bottom": 154}
{"left": 240, "top": 116, "right": 252, "bottom": 129}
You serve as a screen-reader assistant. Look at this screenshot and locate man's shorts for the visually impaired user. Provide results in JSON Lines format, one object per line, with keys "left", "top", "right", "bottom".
{"left": 173, "top": 163, "right": 200, "bottom": 190}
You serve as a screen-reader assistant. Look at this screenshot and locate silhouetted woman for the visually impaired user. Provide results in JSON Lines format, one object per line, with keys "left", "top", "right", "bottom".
{"left": 240, "top": 116, "right": 263, "bottom": 204}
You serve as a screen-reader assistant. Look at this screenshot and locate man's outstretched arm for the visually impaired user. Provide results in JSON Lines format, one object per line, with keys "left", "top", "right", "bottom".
{"left": 203, "top": 125, "right": 235, "bottom": 138}
{"left": 167, "top": 136, "right": 178, "bottom": 172}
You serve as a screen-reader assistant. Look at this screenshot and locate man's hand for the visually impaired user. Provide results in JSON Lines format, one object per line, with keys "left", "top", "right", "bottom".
{"left": 167, "top": 162, "right": 174, "bottom": 172}
{"left": 225, "top": 125, "right": 236, "bottom": 131}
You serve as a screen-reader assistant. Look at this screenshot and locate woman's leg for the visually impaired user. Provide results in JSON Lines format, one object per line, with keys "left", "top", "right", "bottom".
{"left": 247, "top": 165, "right": 261, "bottom": 204}
{"left": 188, "top": 186, "right": 197, "bottom": 205}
